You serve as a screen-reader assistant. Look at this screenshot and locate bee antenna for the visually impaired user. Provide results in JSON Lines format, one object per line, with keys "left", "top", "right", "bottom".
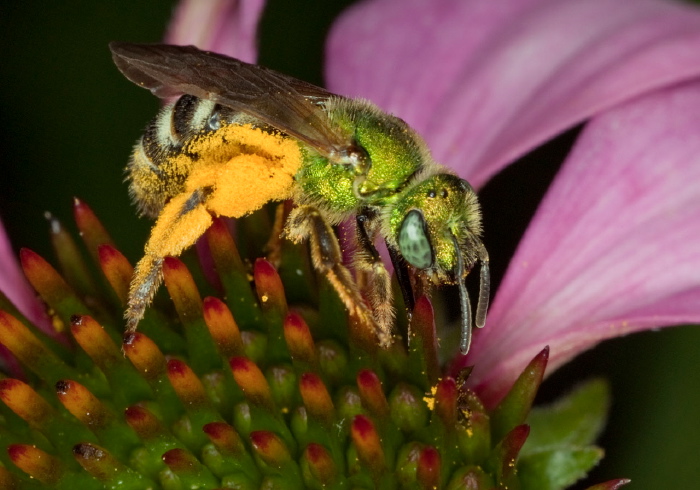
{"left": 452, "top": 234, "right": 473, "bottom": 355}
{"left": 475, "top": 243, "right": 490, "bottom": 329}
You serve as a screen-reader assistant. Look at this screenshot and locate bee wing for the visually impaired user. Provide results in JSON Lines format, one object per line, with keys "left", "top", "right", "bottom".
{"left": 110, "top": 42, "right": 351, "bottom": 160}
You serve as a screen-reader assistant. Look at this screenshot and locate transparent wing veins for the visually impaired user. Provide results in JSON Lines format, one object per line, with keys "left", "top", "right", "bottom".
{"left": 110, "top": 42, "right": 352, "bottom": 160}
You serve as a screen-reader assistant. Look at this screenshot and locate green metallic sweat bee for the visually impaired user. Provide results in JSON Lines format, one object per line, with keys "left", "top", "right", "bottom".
{"left": 110, "top": 42, "right": 489, "bottom": 354}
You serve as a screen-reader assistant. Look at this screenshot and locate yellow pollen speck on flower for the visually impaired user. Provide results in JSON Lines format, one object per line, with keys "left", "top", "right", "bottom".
{"left": 51, "top": 315, "right": 65, "bottom": 333}
{"left": 423, "top": 384, "right": 439, "bottom": 410}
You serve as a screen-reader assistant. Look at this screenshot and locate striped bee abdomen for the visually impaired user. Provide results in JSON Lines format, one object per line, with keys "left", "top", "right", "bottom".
{"left": 126, "top": 94, "right": 240, "bottom": 218}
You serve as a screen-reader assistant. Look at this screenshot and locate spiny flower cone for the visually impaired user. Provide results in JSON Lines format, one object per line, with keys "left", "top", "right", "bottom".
{"left": 0, "top": 201, "right": 625, "bottom": 489}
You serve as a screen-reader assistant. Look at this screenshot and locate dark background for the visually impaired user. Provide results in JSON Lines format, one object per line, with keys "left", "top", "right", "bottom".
{"left": 1, "top": 1, "right": 698, "bottom": 488}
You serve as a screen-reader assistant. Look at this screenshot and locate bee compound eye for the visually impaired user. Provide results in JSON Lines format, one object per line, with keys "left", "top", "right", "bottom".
{"left": 398, "top": 210, "right": 433, "bottom": 269}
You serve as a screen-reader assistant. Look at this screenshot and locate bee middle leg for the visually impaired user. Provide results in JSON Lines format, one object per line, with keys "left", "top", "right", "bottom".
{"left": 355, "top": 209, "right": 394, "bottom": 346}
{"left": 264, "top": 203, "right": 287, "bottom": 268}
{"left": 285, "top": 206, "right": 386, "bottom": 345}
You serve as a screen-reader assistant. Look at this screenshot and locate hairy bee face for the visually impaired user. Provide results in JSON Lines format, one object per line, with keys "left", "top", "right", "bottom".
{"left": 389, "top": 174, "right": 482, "bottom": 280}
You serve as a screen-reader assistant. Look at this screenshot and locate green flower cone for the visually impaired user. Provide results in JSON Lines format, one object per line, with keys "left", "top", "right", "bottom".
{"left": 0, "top": 200, "right": 627, "bottom": 489}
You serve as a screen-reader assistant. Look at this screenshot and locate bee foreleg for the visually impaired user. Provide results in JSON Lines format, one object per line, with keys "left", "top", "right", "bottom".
{"left": 126, "top": 187, "right": 213, "bottom": 333}
{"left": 386, "top": 244, "right": 415, "bottom": 313}
{"left": 284, "top": 206, "right": 384, "bottom": 345}
{"left": 355, "top": 210, "right": 394, "bottom": 346}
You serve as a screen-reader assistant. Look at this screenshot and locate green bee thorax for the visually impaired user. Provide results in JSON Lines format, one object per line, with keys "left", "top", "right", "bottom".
{"left": 293, "top": 99, "right": 433, "bottom": 218}
{"left": 292, "top": 146, "right": 358, "bottom": 217}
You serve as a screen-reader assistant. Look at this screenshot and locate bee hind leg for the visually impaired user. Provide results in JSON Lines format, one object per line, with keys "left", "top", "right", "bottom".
{"left": 284, "top": 206, "right": 385, "bottom": 346}
{"left": 126, "top": 187, "right": 213, "bottom": 333}
{"left": 126, "top": 254, "right": 163, "bottom": 333}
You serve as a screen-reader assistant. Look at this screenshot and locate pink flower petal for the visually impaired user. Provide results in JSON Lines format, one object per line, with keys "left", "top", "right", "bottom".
{"left": 166, "top": 0, "right": 265, "bottom": 62}
{"left": 462, "top": 81, "right": 700, "bottom": 407}
{"left": 0, "top": 219, "right": 51, "bottom": 332}
{"left": 326, "top": 0, "right": 700, "bottom": 188}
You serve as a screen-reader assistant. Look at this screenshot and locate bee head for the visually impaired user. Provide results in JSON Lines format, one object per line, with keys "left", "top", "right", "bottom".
{"left": 389, "top": 173, "right": 490, "bottom": 354}
{"left": 390, "top": 174, "right": 480, "bottom": 277}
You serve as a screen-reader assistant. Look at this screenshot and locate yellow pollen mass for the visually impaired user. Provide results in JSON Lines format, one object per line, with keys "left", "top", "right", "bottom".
{"left": 176, "top": 123, "right": 302, "bottom": 218}
{"left": 127, "top": 123, "right": 303, "bottom": 333}
{"left": 144, "top": 193, "right": 212, "bottom": 258}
